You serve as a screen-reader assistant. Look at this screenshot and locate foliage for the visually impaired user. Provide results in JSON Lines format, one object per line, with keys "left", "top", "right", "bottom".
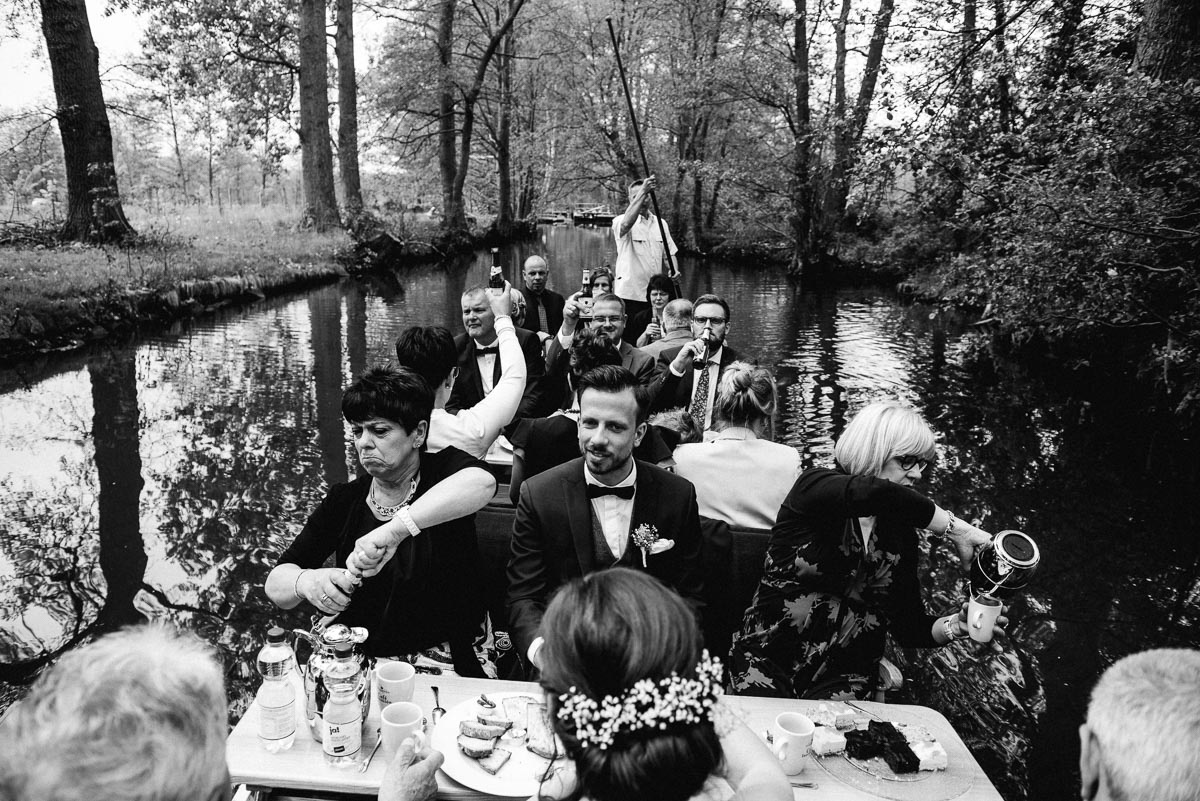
{"left": 917, "top": 68, "right": 1200, "bottom": 414}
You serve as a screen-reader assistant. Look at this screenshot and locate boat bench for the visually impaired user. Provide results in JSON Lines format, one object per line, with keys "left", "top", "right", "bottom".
{"left": 476, "top": 491, "right": 770, "bottom": 660}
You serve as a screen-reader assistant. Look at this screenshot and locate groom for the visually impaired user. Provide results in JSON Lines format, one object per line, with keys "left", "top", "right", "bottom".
{"left": 505, "top": 365, "right": 704, "bottom": 670}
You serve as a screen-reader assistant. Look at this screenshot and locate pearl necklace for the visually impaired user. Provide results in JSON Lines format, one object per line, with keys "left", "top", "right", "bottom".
{"left": 367, "top": 474, "right": 419, "bottom": 519}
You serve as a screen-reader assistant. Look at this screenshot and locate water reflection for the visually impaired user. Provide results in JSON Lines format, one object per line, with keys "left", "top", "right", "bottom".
{"left": 0, "top": 227, "right": 1197, "bottom": 801}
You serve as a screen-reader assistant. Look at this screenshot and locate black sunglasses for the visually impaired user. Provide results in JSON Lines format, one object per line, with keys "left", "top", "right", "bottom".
{"left": 896, "top": 454, "right": 930, "bottom": 471}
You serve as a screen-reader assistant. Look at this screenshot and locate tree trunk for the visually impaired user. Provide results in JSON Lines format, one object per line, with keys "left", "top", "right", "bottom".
{"left": 444, "top": 0, "right": 527, "bottom": 236}
{"left": 788, "top": 0, "right": 815, "bottom": 280}
{"left": 90, "top": 349, "right": 148, "bottom": 629}
{"left": 992, "top": 0, "right": 1013, "bottom": 134}
{"left": 38, "top": 0, "right": 134, "bottom": 242}
{"left": 437, "top": 0, "right": 463, "bottom": 231}
{"left": 495, "top": 21, "right": 515, "bottom": 231}
{"left": 167, "top": 94, "right": 189, "bottom": 201}
{"left": 1134, "top": 0, "right": 1200, "bottom": 82}
{"left": 334, "top": 0, "right": 363, "bottom": 219}
{"left": 298, "top": 0, "right": 341, "bottom": 231}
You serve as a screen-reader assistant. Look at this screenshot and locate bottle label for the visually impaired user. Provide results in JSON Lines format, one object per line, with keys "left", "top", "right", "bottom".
{"left": 259, "top": 698, "right": 296, "bottom": 740}
{"left": 323, "top": 719, "right": 362, "bottom": 757}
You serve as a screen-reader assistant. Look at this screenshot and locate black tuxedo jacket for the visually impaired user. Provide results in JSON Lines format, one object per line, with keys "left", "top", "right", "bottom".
{"left": 506, "top": 457, "right": 705, "bottom": 661}
{"left": 520, "top": 287, "right": 565, "bottom": 335}
{"left": 446, "top": 326, "right": 548, "bottom": 420}
{"left": 649, "top": 344, "right": 742, "bottom": 414}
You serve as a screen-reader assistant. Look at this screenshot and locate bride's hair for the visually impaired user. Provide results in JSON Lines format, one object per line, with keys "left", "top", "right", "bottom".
{"left": 538, "top": 569, "right": 722, "bottom": 801}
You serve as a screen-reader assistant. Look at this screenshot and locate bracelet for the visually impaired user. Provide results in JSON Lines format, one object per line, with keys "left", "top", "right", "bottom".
{"left": 396, "top": 505, "right": 421, "bottom": 539}
{"left": 294, "top": 568, "right": 310, "bottom": 601}
{"left": 944, "top": 511, "right": 960, "bottom": 540}
{"left": 942, "top": 616, "right": 961, "bottom": 642}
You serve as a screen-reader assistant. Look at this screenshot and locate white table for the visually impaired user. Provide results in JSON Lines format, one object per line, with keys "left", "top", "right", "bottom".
{"left": 227, "top": 675, "right": 1003, "bottom": 801}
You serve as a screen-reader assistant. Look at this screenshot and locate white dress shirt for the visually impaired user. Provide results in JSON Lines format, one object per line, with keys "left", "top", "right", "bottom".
{"left": 583, "top": 462, "right": 638, "bottom": 559}
{"left": 669, "top": 344, "right": 723, "bottom": 430}
{"left": 427, "top": 315, "right": 525, "bottom": 458}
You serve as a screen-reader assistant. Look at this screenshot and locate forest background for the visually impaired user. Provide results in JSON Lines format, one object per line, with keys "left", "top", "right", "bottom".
{"left": 2, "top": 0, "right": 1199, "bottom": 415}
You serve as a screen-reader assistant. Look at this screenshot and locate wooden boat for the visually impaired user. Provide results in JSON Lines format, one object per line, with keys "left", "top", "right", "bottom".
{"left": 572, "top": 205, "right": 617, "bottom": 226}
{"left": 536, "top": 209, "right": 571, "bottom": 225}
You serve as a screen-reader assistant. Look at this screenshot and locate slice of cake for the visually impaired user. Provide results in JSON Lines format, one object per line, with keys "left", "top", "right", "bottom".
{"left": 910, "top": 739, "right": 948, "bottom": 771}
{"left": 457, "top": 734, "right": 497, "bottom": 758}
{"left": 477, "top": 713, "right": 512, "bottom": 730}
{"left": 811, "top": 725, "right": 847, "bottom": 756}
{"left": 477, "top": 747, "right": 513, "bottom": 775}
{"left": 460, "top": 720, "right": 510, "bottom": 740}
{"left": 524, "top": 702, "right": 560, "bottom": 759}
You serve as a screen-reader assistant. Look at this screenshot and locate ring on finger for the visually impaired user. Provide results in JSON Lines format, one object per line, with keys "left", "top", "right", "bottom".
{"left": 320, "top": 593, "right": 331, "bottom": 603}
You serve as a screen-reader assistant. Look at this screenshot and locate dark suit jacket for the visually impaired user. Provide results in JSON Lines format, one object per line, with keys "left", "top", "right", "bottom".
{"left": 520, "top": 287, "right": 565, "bottom": 335}
{"left": 446, "top": 326, "right": 548, "bottom": 420}
{"left": 649, "top": 344, "right": 742, "bottom": 414}
{"left": 544, "top": 336, "right": 660, "bottom": 394}
{"left": 506, "top": 457, "right": 705, "bottom": 662}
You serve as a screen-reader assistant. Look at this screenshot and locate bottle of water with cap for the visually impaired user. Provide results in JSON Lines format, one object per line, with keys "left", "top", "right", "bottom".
{"left": 256, "top": 626, "right": 297, "bottom": 752}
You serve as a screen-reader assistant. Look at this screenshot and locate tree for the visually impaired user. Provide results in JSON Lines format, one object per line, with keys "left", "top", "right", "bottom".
{"left": 38, "top": 0, "right": 135, "bottom": 242}
{"left": 1134, "top": 0, "right": 1200, "bottom": 82}
{"left": 335, "top": 0, "right": 364, "bottom": 219}
{"left": 436, "top": 0, "right": 529, "bottom": 234}
{"left": 298, "top": 0, "right": 341, "bottom": 230}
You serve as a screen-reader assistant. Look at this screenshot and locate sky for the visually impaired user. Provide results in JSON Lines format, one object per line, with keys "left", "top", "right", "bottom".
{"left": 1, "top": 5, "right": 145, "bottom": 109}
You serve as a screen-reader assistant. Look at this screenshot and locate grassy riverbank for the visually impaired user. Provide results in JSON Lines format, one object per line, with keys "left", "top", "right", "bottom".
{"left": 0, "top": 205, "right": 447, "bottom": 364}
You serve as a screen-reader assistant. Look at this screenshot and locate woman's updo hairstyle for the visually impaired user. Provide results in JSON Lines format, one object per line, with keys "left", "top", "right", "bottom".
{"left": 712, "top": 361, "right": 777, "bottom": 439}
{"left": 567, "top": 327, "right": 622, "bottom": 393}
{"left": 538, "top": 569, "right": 723, "bottom": 801}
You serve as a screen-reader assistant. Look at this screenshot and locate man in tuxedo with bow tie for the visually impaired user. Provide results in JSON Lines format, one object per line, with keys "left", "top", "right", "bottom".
{"left": 506, "top": 365, "right": 704, "bottom": 671}
{"left": 649, "top": 293, "right": 742, "bottom": 432}
{"left": 447, "top": 286, "right": 547, "bottom": 422}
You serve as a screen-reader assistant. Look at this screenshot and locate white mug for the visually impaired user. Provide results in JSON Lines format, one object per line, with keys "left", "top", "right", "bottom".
{"left": 381, "top": 701, "right": 427, "bottom": 757}
{"left": 968, "top": 594, "right": 1003, "bottom": 643}
{"left": 375, "top": 661, "right": 416, "bottom": 706}
{"left": 773, "top": 712, "right": 814, "bottom": 775}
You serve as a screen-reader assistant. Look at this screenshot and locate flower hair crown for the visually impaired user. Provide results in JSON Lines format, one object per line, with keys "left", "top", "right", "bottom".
{"left": 556, "top": 651, "right": 724, "bottom": 749}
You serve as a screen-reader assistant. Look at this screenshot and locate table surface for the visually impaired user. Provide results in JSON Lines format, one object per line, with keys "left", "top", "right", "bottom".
{"left": 227, "top": 675, "right": 1002, "bottom": 801}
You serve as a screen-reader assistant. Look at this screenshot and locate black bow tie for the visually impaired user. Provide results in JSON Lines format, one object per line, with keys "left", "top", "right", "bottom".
{"left": 475, "top": 346, "right": 499, "bottom": 356}
{"left": 586, "top": 484, "right": 635, "bottom": 500}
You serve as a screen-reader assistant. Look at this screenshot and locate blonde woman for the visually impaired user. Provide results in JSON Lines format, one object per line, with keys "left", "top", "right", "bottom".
{"left": 672, "top": 362, "right": 800, "bottom": 530}
{"left": 729, "top": 401, "right": 997, "bottom": 699}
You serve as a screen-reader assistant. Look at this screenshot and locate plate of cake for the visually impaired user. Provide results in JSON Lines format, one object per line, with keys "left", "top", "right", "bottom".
{"left": 802, "top": 702, "right": 974, "bottom": 801}
{"left": 429, "top": 692, "right": 565, "bottom": 796}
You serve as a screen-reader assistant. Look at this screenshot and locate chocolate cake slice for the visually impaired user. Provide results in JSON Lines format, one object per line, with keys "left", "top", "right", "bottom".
{"left": 844, "top": 720, "right": 920, "bottom": 773}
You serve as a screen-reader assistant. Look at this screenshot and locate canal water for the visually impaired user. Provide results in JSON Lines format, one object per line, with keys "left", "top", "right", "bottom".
{"left": 1, "top": 225, "right": 1197, "bottom": 801}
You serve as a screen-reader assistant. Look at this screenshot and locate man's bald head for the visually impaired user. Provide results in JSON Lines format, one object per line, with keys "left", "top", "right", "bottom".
{"left": 661, "top": 299, "right": 693, "bottom": 333}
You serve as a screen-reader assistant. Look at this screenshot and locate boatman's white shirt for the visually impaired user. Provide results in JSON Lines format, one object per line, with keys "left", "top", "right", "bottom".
{"left": 611, "top": 212, "right": 678, "bottom": 303}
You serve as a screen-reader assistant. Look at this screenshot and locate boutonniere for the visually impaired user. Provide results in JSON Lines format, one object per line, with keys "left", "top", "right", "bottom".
{"left": 632, "top": 524, "right": 675, "bottom": 567}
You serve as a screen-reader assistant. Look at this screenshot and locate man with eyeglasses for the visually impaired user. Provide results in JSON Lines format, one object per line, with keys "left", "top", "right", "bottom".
{"left": 544, "top": 293, "right": 659, "bottom": 405}
{"left": 650, "top": 293, "right": 743, "bottom": 431}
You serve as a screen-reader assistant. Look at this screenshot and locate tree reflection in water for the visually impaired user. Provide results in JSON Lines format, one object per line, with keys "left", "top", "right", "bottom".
{"left": 0, "top": 240, "right": 1197, "bottom": 801}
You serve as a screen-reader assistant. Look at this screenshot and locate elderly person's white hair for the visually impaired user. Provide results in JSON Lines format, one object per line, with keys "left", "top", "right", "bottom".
{"left": 0, "top": 624, "right": 229, "bottom": 801}
{"left": 833, "top": 400, "right": 936, "bottom": 477}
{"left": 1081, "top": 648, "right": 1200, "bottom": 801}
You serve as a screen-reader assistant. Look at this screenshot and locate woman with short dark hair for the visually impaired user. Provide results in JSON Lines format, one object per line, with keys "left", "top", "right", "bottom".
{"left": 265, "top": 366, "right": 496, "bottom": 675}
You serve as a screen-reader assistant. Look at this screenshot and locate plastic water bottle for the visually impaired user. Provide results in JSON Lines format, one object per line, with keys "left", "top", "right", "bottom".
{"left": 322, "top": 683, "right": 363, "bottom": 766}
{"left": 256, "top": 626, "right": 297, "bottom": 752}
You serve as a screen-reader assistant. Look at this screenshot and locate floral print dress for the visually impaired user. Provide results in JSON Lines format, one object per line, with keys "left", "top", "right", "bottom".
{"left": 729, "top": 468, "right": 939, "bottom": 699}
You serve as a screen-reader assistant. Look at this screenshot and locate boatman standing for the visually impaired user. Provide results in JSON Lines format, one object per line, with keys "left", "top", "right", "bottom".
{"left": 612, "top": 175, "right": 679, "bottom": 320}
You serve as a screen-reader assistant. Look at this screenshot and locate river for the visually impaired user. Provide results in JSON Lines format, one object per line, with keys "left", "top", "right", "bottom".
{"left": 1, "top": 225, "right": 1197, "bottom": 801}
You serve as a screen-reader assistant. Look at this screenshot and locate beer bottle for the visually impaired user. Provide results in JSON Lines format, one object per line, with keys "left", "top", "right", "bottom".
{"left": 578, "top": 268, "right": 593, "bottom": 318}
{"left": 488, "top": 248, "right": 505, "bottom": 294}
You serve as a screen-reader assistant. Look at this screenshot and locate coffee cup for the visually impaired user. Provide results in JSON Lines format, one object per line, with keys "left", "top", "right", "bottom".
{"left": 381, "top": 701, "right": 427, "bottom": 756}
{"left": 375, "top": 661, "right": 416, "bottom": 706}
{"left": 968, "top": 594, "right": 1003, "bottom": 643}
{"left": 772, "top": 712, "right": 814, "bottom": 775}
